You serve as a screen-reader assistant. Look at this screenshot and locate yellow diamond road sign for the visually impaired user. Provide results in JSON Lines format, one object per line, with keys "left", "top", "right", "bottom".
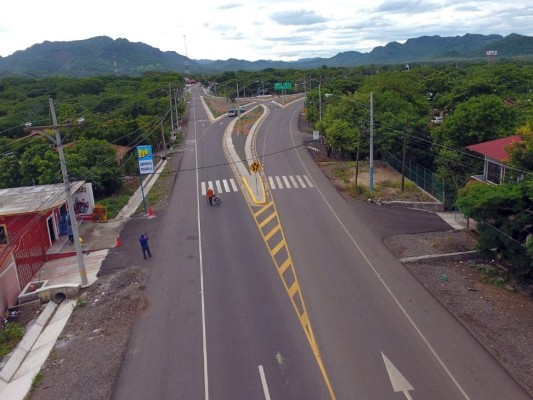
{"left": 249, "top": 161, "right": 262, "bottom": 173}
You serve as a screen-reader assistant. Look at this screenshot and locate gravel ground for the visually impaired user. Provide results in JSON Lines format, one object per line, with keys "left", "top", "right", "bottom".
{"left": 384, "top": 231, "right": 533, "bottom": 397}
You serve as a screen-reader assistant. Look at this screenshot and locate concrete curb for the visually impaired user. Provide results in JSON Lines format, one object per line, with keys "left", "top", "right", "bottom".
{"left": 399, "top": 250, "right": 479, "bottom": 264}
{"left": 0, "top": 302, "right": 57, "bottom": 384}
{"left": 0, "top": 300, "right": 74, "bottom": 400}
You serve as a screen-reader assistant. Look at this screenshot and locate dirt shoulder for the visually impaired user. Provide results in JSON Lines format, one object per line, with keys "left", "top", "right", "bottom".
{"left": 383, "top": 231, "right": 533, "bottom": 396}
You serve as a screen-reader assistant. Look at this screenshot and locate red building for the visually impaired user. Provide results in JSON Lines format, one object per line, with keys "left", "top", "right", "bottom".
{"left": 0, "top": 181, "right": 87, "bottom": 313}
{"left": 466, "top": 135, "right": 522, "bottom": 184}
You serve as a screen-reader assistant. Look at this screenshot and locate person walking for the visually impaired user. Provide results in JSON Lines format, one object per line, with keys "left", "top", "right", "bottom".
{"left": 139, "top": 233, "right": 151, "bottom": 259}
{"left": 206, "top": 187, "right": 215, "bottom": 206}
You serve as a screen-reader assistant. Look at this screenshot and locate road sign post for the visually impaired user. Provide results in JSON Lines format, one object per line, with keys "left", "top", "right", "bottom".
{"left": 249, "top": 161, "right": 263, "bottom": 196}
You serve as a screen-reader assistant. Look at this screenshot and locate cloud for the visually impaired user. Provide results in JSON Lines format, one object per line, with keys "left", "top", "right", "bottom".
{"left": 270, "top": 10, "right": 328, "bottom": 26}
{"left": 217, "top": 3, "right": 241, "bottom": 10}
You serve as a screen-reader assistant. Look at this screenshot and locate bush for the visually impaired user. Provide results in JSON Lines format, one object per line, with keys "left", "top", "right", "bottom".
{"left": 0, "top": 322, "right": 24, "bottom": 357}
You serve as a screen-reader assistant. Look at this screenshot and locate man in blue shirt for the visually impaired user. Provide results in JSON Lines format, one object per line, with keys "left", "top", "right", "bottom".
{"left": 139, "top": 233, "right": 151, "bottom": 259}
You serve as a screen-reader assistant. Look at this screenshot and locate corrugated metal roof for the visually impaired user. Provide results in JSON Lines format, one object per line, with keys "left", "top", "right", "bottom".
{"left": 0, "top": 181, "right": 84, "bottom": 216}
{"left": 466, "top": 135, "right": 522, "bottom": 161}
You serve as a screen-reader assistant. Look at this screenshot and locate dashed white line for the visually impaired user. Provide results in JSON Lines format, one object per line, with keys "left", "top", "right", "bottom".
{"left": 258, "top": 365, "right": 271, "bottom": 400}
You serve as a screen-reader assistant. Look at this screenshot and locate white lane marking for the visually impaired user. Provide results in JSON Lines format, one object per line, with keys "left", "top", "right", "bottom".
{"left": 201, "top": 181, "right": 207, "bottom": 196}
{"left": 223, "top": 179, "right": 230, "bottom": 192}
{"left": 208, "top": 180, "right": 214, "bottom": 191}
{"left": 215, "top": 180, "right": 223, "bottom": 194}
{"left": 194, "top": 91, "right": 209, "bottom": 400}
{"left": 289, "top": 175, "right": 298, "bottom": 188}
{"left": 282, "top": 175, "right": 291, "bottom": 188}
{"left": 269, "top": 176, "right": 276, "bottom": 189}
{"left": 296, "top": 175, "right": 306, "bottom": 188}
{"left": 381, "top": 352, "right": 414, "bottom": 399}
{"left": 303, "top": 174, "right": 314, "bottom": 188}
{"left": 287, "top": 106, "right": 470, "bottom": 400}
{"left": 230, "top": 178, "right": 238, "bottom": 192}
{"left": 275, "top": 176, "right": 283, "bottom": 189}
{"left": 258, "top": 365, "right": 271, "bottom": 400}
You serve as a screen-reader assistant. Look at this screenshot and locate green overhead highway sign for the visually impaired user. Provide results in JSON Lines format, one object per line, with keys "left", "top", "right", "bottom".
{"left": 274, "top": 82, "right": 292, "bottom": 90}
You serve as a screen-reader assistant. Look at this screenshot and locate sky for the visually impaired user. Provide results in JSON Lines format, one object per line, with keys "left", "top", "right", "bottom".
{"left": 0, "top": 1, "right": 531, "bottom": 62}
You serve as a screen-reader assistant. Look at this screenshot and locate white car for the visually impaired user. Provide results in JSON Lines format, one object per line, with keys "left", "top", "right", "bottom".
{"left": 431, "top": 116, "right": 443, "bottom": 124}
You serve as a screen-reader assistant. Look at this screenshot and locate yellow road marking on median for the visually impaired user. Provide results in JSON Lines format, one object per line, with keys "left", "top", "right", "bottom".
{"left": 247, "top": 199, "right": 337, "bottom": 400}
{"left": 264, "top": 224, "right": 281, "bottom": 241}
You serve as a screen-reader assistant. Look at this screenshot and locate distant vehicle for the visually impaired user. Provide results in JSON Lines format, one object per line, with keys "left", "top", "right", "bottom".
{"left": 238, "top": 105, "right": 245, "bottom": 113}
{"left": 431, "top": 116, "right": 443, "bottom": 124}
{"left": 227, "top": 109, "right": 237, "bottom": 117}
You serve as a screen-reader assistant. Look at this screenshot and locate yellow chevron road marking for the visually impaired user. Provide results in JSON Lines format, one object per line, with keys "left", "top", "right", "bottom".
{"left": 247, "top": 199, "right": 337, "bottom": 400}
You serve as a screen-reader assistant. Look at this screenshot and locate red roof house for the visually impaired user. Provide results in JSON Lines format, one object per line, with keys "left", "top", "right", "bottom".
{"left": 466, "top": 135, "right": 522, "bottom": 184}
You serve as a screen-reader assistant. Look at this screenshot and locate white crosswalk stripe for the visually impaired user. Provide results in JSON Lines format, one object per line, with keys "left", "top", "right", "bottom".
{"left": 223, "top": 179, "right": 230, "bottom": 192}
{"left": 201, "top": 175, "right": 314, "bottom": 194}
{"left": 268, "top": 175, "right": 314, "bottom": 190}
{"left": 201, "top": 179, "right": 239, "bottom": 195}
{"left": 289, "top": 175, "right": 298, "bottom": 188}
{"left": 215, "top": 180, "right": 223, "bottom": 193}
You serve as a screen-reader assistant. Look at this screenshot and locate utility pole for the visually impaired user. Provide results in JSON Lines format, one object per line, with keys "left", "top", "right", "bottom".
{"left": 168, "top": 83, "right": 174, "bottom": 136}
{"left": 369, "top": 92, "right": 374, "bottom": 193}
{"left": 48, "top": 98, "right": 89, "bottom": 287}
{"left": 160, "top": 121, "right": 167, "bottom": 159}
{"left": 402, "top": 119, "right": 407, "bottom": 191}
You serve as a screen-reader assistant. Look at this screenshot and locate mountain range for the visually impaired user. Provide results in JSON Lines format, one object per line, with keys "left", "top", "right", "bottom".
{"left": 0, "top": 33, "right": 532, "bottom": 78}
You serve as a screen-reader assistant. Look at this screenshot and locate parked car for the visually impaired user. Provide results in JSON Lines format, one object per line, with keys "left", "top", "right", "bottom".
{"left": 431, "top": 116, "right": 443, "bottom": 124}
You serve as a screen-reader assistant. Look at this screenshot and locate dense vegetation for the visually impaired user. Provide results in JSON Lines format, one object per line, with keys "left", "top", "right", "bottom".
{"left": 206, "top": 61, "right": 533, "bottom": 280}
{"left": 0, "top": 72, "right": 185, "bottom": 196}
{"left": 2, "top": 59, "right": 532, "bottom": 279}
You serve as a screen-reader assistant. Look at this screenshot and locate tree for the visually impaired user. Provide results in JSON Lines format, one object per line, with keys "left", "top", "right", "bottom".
{"left": 457, "top": 179, "right": 533, "bottom": 280}
{"left": 507, "top": 122, "right": 533, "bottom": 174}
{"left": 434, "top": 94, "right": 518, "bottom": 148}
{"left": 64, "top": 138, "right": 123, "bottom": 196}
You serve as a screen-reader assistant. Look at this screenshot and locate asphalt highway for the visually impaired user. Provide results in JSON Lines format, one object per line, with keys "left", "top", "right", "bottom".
{"left": 112, "top": 86, "right": 531, "bottom": 400}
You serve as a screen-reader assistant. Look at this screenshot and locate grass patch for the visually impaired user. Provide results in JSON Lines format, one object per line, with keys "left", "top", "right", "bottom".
{"left": 74, "top": 297, "right": 87, "bottom": 309}
{"left": 96, "top": 195, "right": 131, "bottom": 220}
{"left": 468, "top": 262, "right": 509, "bottom": 287}
{"left": 31, "top": 371, "right": 43, "bottom": 390}
{"left": 0, "top": 322, "right": 24, "bottom": 357}
{"left": 333, "top": 166, "right": 351, "bottom": 183}
{"left": 134, "top": 167, "right": 172, "bottom": 214}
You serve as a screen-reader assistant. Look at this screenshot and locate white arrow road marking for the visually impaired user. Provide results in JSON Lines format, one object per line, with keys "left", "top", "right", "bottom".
{"left": 258, "top": 365, "right": 272, "bottom": 400}
{"left": 382, "top": 352, "right": 415, "bottom": 399}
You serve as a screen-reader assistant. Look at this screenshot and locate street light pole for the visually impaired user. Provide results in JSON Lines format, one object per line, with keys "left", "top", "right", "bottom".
{"left": 48, "top": 98, "right": 89, "bottom": 287}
